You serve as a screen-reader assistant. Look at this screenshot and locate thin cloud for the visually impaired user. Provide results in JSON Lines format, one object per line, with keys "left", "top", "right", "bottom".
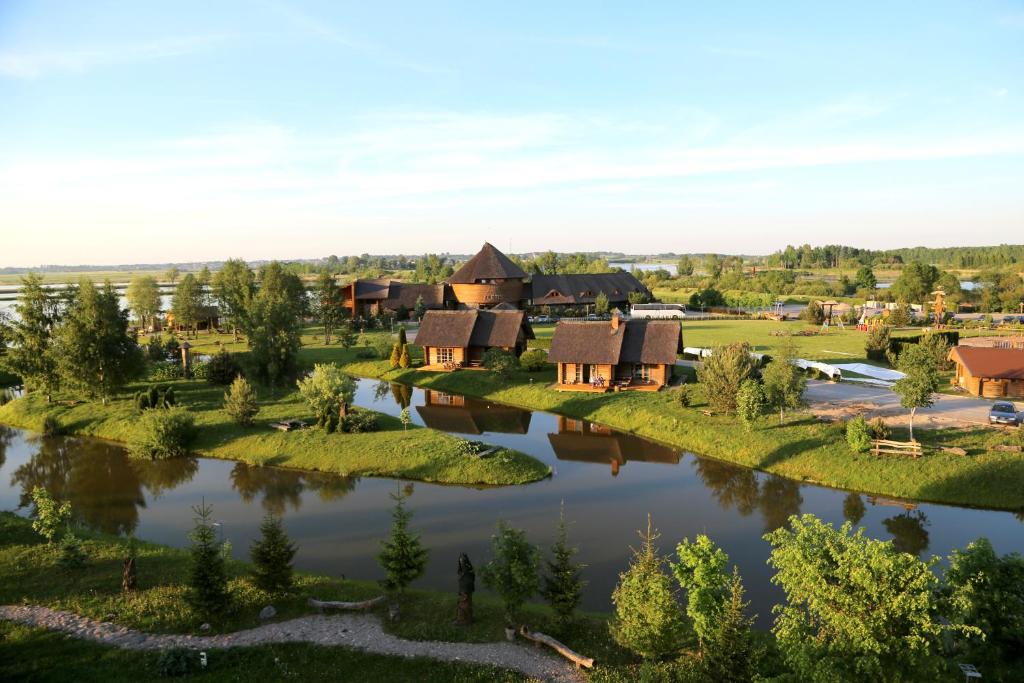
{"left": 0, "top": 35, "right": 229, "bottom": 79}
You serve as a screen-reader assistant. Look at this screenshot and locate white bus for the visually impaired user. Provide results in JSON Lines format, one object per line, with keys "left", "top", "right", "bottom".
{"left": 630, "top": 303, "right": 686, "bottom": 320}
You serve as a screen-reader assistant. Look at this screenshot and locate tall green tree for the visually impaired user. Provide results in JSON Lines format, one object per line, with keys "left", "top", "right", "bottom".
{"left": 171, "top": 274, "right": 203, "bottom": 338}
{"left": 890, "top": 261, "right": 939, "bottom": 304}
{"left": 893, "top": 344, "right": 940, "bottom": 441}
{"left": 610, "top": 516, "right": 685, "bottom": 659}
{"left": 1, "top": 273, "right": 61, "bottom": 400}
{"left": 312, "top": 269, "right": 344, "bottom": 345}
{"left": 854, "top": 265, "right": 877, "bottom": 291}
{"left": 53, "top": 279, "right": 143, "bottom": 403}
{"left": 676, "top": 255, "right": 694, "bottom": 277}
{"left": 250, "top": 514, "right": 297, "bottom": 594}
{"left": 593, "top": 291, "right": 609, "bottom": 316}
{"left": 670, "top": 534, "right": 730, "bottom": 648}
{"left": 761, "top": 337, "right": 806, "bottom": 424}
{"left": 702, "top": 569, "right": 757, "bottom": 683}
{"left": 244, "top": 262, "right": 307, "bottom": 383}
{"left": 126, "top": 275, "right": 161, "bottom": 330}
{"left": 211, "top": 259, "right": 255, "bottom": 339}
{"left": 765, "top": 514, "right": 962, "bottom": 683}
{"left": 541, "top": 503, "right": 586, "bottom": 626}
{"left": 413, "top": 295, "right": 426, "bottom": 320}
{"left": 186, "top": 501, "right": 230, "bottom": 620}
{"left": 164, "top": 266, "right": 180, "bottom": 286}
{"left": 377, "top": 488, "right": 429, "bottom": 601}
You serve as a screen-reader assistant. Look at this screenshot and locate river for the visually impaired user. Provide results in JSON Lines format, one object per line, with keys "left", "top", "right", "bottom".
{"left": 1, "top": 378, "right": 1021, "bottom": 627}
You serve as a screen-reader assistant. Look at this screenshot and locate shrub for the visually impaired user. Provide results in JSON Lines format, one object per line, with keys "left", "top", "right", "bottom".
{"left": 145, "top": 336, "right": 166, "bottom": 361}
{"left": 205, "top": 349, "right": 240, "bottom": 385}
{"left": 484, "top": 348, "right": 519, "bottom": 379}
{"left": 189, "top": 360, "right": 209, "bottom": 380}
{"left": 736, "top": 380, "right": 767, "bottom": 429}
{"left": 186, "top": 502, "right": 230, "bottom": 621}
{"left": 867, "top": 417, "right": 890, "bottom": 440}
{"left": 610, "top": 517, "right": 685, "bottom": 659}
{"left": 676, "top": 384, "right": 691, "bottom": 408}
{"left": 887, "top": 303, "right": 913, "bottom": 327}
{"left": 389, "top": 343, "right": 401, "bottom": 369}
{"left": 519, "top": 348, "right": 548, "bottom": 372}
{"left": 129, "top": 406, "right": 197, "bottom": 459}
{"left": 163, "top": 336, "right": 180, "bottom": 360}
{"left": 57, "top": 530, "right": 87, "bottom": 571}
{"left": 148, "top": 361, "right": 183, "bottom": 382}
{"left": 398, "top": 344, "right": 411, "bottom": 369}
{"left": 342, "top": 409, "right": 378, "bottom": 433}
{"left": 865, "top": 325, "right": 891, "bottom": 362}
{"left": 702, "top": 569, "right": 757, "bottom": 683}
{"left": 846, "top": 416, "right": 872, "bottom": 453}
{"left": 156, "top": 647, "right": 199, "bottom": 677}
{"left": 370, "top": 337, "right": 392, "bottom": 360}
{"left": 378, "top": 490, "right": 429, "bottom": 600}
{"left": 297, "top": 364, "right": 356, "bottom": 431}
{"left": 799, "top": 301, "right": 824, "bottom": 324}
{"left": 697, "top": 343, "right": 757, "bottom": 415}
{"left": 250, "top": 514, "right": 297, "bottom": 594}
{"left": 223, "top": 376, "right": 259, "bottom": 426}
{"left": 30, "top": 486, "right": 71, "bottom": 544}
{"left": 481, "top": 521, "right": 540, "bottom": 626}
{"left": 670, "top": 534, "right": 730, "bottom": 648}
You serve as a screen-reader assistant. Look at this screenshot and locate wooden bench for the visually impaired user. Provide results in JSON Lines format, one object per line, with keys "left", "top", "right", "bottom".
{"left": 871, "top": 439, "right": 923, "bottom": 458}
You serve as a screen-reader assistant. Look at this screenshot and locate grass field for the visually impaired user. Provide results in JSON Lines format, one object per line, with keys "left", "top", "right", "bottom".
{"left": 0, "top": 270, "right": 170, "bottom": 286}
{"left": 0, "top": 331, "right": 550, "bottom": 487}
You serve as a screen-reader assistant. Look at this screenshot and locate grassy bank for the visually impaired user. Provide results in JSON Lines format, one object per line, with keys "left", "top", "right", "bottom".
{"left": 340, "top": 355, "right": 1024, "bottom": 511}
{"left": 0, "top": 377, "right": 550, "bottom": 487}
{"left": 0, "top": 512, "right": 643, "bottom": 680}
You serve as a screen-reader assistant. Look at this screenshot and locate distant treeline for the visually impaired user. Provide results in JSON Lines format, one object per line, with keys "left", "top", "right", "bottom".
{"left": 762, "top": 244, "right": 1024, "bottom": 270}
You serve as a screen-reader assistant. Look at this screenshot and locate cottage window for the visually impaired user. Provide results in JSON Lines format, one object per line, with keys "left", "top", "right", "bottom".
{"left": 437, "top": 348, "right": 455, "bottom": 364}
{"left": 634, "top": 364, "right": 652, "bottom": 381}
{"left": 434, "top": 392, "right": 456, "bottom": 405}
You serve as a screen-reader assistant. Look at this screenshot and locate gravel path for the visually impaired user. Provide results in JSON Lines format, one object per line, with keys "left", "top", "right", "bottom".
{"left": 0, "top": 605, "right": 586, "bottom": 682}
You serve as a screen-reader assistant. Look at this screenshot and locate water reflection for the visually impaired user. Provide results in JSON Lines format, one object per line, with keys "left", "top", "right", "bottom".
{"left": 230, "top": 462, "right": 357, "bottom": 515}
{"left": 547, "top": 416, "right": 679, "bottom": 476}
{"left": 692, "top": 458, "right": 804, "bottom": 533}
{"left": 843, "top": 492, "right": 866, "bottom": 526}
{"left": 0, "top": 425, "right": 12, "bottom": 471}
{"left": 883, "top": 510, "right": 930, "bottom": 556}
{"left": 417, "top": 390, "right": 532, "bottom": 435}
{"left": 11, "top": 435, "right": 197, "bottom": 535}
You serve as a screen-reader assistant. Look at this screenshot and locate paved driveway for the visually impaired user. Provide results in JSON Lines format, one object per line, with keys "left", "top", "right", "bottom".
{"left": 804, "top": 380, "right": 1002, "bottom": 429}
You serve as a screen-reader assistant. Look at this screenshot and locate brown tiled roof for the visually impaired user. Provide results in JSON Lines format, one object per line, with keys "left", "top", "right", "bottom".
{"left": 415, "top": 309, "right": 533, "bottom": 349}
{"left": 547, "top": 319, "right": 680, "bottom": 365}
{"left": 383, "top": 283, "right": 448, "bottom": 310}
{"left": 448, "top": 243, "right": 527, "bottom": 284}
{"left": 469, "top": 310, "right": 534, "bottom": 347}
{"left": 351, "top": 278, "right": 393, "bottom": 300}
{"left": 619, "top": 320, "right": 683, "bottom": 364}
{"left": 414, "top": 310, "right": 478, "bottom": 348}
{"left": 529, "top": 272, "right": 650, "bottom": 305}
{"left": 547, "top": 320, "right": 626, "bottom": 364}
{"left": 949, "top": 346, "right": 1024, "bottom": 380}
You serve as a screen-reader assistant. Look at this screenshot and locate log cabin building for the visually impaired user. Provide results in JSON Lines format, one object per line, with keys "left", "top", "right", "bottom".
{"left": 948, "top": 346, "right": 1024, "bottom": 398}
{"left": 342, "top": 242, "right": 652, "bottom": 316}
{"left": 547, "top": 313, "right": 681, "bottom": 391}
{"left": 415, "top": 309, "right": 534, "bottom": 370}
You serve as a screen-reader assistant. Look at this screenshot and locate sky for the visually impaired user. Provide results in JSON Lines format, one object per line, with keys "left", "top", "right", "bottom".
{"left": 1, "top": 1, "right": 1022, "bottom": 266}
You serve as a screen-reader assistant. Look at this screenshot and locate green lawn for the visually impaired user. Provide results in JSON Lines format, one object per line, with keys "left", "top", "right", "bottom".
{"left": 0, "top": 332, "right": 550, "bottom": 487}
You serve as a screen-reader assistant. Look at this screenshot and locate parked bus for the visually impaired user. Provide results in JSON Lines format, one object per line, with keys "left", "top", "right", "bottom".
{"left": 630, "top": 303, "right": 686, "bottom": 320}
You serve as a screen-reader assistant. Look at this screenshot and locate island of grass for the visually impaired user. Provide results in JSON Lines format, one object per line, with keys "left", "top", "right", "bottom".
{"left": 0, "top": 376, "right": 550, "bottom": 488}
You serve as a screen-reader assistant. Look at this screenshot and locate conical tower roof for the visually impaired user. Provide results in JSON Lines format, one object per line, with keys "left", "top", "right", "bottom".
{"left": 448, "top": 242, "right": 527, "bottom": 284}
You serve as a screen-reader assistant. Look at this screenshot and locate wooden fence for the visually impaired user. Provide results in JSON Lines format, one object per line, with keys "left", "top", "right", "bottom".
{"left": 871, "top": 439, "right": 923, "bottom": 458}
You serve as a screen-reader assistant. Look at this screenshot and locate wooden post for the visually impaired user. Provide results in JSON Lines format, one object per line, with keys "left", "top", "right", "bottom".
{"left": 181, "top": 341, "right": 192, "bottom": 379}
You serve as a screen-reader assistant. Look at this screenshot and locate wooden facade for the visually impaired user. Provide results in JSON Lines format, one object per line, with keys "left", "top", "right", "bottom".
{"left": 416, "top": 309, "right": 534, "bottom": 371}
{"left": 949, "top": 346, "right": 1024, "bottom": 398}
{"left": 547, "top": 314, "right": 681, "bottom": 392}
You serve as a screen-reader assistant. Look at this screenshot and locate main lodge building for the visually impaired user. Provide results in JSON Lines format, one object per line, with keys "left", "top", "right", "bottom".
{"left": 342, "top": 242, "right": 651, "bottom": 316}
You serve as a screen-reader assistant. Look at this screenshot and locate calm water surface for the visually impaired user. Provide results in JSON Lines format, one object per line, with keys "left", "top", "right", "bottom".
{"left": 1, "top": 378, "right": 1021, "bottom": 626}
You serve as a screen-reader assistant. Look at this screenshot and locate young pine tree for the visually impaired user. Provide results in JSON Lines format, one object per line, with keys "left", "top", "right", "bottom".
{"left": 389, "top": 343, "right": 402, "bottom": 369}
{"left": 186, "top": 501, "right": 230, "bottom": 621}
{"left": 250, "top": 514, "right": 297, "bottom": 594}
{"left": 397, "top": 326, "right": 407, "bottom": 347}
{"left": 398, "top": 344, "right": 411, "bottom": 369}
{"left": 58, "top": 530, "right": 87, "bottom": 571}
{"left": 610, "top": 515, "right": 685, "bottom": 660}
{"left": 377, "top": 489, "right": 429, "bottom": 600}
{"left": 702, "top": 569, "right": 757, "bottom": 683}
{"left": 541, "top": 503, "right": 587, "bottom": 627}
{"left": 223, "top": 376, "right": 259, "bottom": 425}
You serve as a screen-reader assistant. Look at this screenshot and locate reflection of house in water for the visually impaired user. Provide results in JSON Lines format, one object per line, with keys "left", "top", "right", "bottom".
{"left": 547, "top": 416, "right": 680, "bottom": 475}
{"left": 416, "top": 390, "right": 532, "bottom": 435}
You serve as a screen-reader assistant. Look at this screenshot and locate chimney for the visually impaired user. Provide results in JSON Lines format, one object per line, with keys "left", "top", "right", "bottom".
{"left": 611, "top": 311, "right": 621, "bottom": 330}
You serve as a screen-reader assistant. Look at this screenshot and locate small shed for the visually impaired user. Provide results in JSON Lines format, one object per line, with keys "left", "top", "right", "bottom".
{"left": 948, "top": 346, "right": 1024, "bottom": 398}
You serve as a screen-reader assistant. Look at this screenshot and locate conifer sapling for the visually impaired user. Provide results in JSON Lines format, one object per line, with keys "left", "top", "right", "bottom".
{"left": 250, "top": 514, "right": 297, "bottom": 594}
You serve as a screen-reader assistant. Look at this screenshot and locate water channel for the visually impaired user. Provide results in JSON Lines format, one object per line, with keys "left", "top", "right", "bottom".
{"left": 1, "top": 378, "right": 1021, "bottom": 627}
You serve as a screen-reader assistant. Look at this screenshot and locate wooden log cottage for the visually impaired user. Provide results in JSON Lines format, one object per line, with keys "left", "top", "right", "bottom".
{"left": 415, "top": 309, "right": 534, "bottom": 370}
{"left": 547, "top": 313, "right": 682, "bottom": 391}
{"left": 949, "top": 345, "right": 1024, "bottom": 398}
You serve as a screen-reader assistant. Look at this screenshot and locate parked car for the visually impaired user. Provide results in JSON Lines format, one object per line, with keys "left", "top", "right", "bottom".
{"left": 989, "top": 402, "right": 1019, "bottom": 426}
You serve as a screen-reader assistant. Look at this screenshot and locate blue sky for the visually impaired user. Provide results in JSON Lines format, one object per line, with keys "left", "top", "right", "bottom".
{"left": 1, "top": 1, "right": 1022, "bottom": 265}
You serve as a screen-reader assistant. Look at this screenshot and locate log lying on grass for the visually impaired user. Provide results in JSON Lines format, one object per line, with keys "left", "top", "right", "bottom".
{"left": 518, "top": 626, "right": 594, "bottom": 669}
{"left": 308, "top": 595, "right": 385, "bottom": 612}
{"left": 991, "top": 444, "right": 1023, "bottom": 453}
{"left": 940, "top": 446, "right": 968, "bottom": 456}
